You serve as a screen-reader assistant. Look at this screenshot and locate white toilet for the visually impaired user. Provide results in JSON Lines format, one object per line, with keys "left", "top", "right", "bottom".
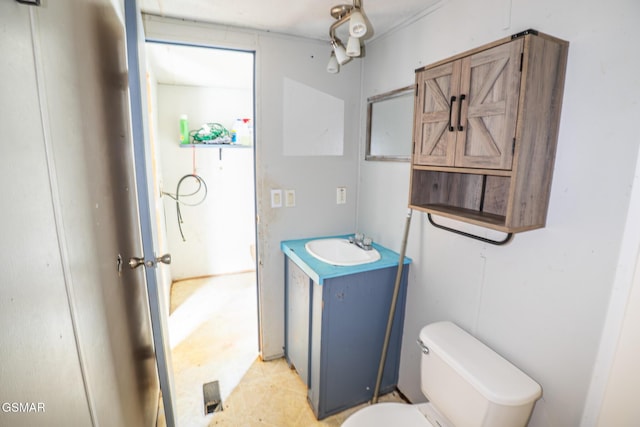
{"left": 342, "top": 321, "right": 542, "bottom": 427}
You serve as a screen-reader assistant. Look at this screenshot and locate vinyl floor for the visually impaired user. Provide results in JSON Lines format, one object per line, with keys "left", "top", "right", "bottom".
{"left": 158, "top": 272, "right": 404, "bottom": 427}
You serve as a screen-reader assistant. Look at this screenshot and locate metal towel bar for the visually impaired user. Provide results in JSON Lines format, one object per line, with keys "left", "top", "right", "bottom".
{"left": 427, "top": 213, "right": 513, "bottom": 246}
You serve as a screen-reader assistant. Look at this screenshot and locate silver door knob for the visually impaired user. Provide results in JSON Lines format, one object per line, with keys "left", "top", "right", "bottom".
{"left": 128, "top": 254, "right": 171, "bottom": 269}
{"left": 157, "top": 253, "right": 171, "bottom": 265}
{"left": 129, "top": 256, "right": 146, "bottom": 269}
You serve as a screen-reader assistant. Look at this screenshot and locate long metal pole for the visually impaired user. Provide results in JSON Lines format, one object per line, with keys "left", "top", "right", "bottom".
{"left": 372, "top": 208, "right": 413, "bottom": 403}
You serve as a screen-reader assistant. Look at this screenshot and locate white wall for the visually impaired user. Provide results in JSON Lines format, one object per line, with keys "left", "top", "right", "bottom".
{"left": 157, "top": 84, "right": 255, "bottom": 280}
{"left": 143, "top": 15, "right": 362, "bottom": 358}
{"left": 146, "top": 67, "right": 174, "bottom": 317}
{"left": 597, "top": 215, "right": 640, "bottom": 424}
{"left": 358, "top": 0, "right": 640, "bottom": 426}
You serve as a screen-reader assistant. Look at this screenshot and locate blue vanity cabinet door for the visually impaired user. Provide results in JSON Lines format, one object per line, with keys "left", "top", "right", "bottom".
{"left": 309, "top": 265, "right": 409, "bottom": 419}
{"left": 284, "top": 258, "right": 313, "bottom": 386}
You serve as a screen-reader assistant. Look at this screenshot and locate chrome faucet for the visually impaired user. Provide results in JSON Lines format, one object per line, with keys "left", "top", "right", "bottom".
{"left": 349, "top": 233, "right": 373, "bottom": 251}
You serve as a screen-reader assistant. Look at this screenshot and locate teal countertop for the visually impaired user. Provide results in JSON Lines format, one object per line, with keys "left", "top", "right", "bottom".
{"left": 281, "top": 234, "right": 411, "bottom": 285}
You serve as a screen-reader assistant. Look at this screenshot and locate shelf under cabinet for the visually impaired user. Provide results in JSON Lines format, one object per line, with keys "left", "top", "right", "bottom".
{"left": 409, "top": 168, "right": 524, "bottom": 232}
{"left": 411, "top": 168, "right": 510, "bottom": 210}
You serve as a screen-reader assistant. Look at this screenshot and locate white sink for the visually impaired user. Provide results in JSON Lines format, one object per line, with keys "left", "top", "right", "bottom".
{"left": 305, "top": 238, "right": 381, "bottom": 266}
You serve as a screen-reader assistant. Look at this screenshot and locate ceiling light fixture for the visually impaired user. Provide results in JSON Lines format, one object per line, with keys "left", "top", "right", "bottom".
{"left": 331, "top": 38, "right": 351, "bottom": 65}
{"left": 326, "top": 0, "right": 369, "bottom": 74}
{"left": 346, "top": 36, "right": 361, "bottom": 57}
{"left": 327, "top": 52, "right": 340, "bottom": 74}
{"left": 349, "top": 9, "right": 367, "bottom": 38}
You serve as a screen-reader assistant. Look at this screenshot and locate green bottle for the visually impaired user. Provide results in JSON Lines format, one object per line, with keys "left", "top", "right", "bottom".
{"left": 180, "top": 114, "right": 189, "bottom": 144}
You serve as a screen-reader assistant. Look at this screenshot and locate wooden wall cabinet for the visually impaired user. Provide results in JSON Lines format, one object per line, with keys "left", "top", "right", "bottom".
{"left": 410, "top": 30, "right": 569, "bottom": 233}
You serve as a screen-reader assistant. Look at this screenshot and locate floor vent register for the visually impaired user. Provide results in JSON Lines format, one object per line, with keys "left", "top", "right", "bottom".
{"left": 203, "top": 380, "right": 222, "bottom": 415}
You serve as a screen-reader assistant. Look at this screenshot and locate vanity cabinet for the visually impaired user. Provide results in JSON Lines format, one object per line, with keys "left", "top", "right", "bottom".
{"left": 410, "top": 30, "right": 569, "bottom": 232}
{"left": 282, "top": 237, "right": 410, "bottom": 420}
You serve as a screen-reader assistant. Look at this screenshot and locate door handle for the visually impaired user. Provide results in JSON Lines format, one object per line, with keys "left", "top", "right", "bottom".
{"left": 129, "top": 254, "right": 172, "bottom": 269}
{"left": 457, "top": 94, "right": 466, "bottom": 131}
{"left": 129, "top": 257, "right": 146, "bottom": 269}
{"left": 156, "top": 254, "right": 172, "bottom": 265}
{"left": 448, "top": 95, "right": 457, "bottom": 132}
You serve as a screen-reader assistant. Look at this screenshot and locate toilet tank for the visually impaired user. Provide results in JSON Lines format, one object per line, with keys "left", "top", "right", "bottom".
{"left": 419, "top": 322, "right": 542, "bottom": 427}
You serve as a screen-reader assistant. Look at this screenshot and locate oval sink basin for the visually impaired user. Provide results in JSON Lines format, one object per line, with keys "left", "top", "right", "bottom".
{"left": 305, "top": 238, "right": 381, "bottom": 266}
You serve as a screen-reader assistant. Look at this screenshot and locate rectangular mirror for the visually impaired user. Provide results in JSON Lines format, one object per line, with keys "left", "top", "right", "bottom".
{"left": 365, "top": 85, "right": 415, "bottom": 162}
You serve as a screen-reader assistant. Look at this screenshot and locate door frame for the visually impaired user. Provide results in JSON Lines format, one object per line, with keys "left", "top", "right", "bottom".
{"left": 124, "top": 1, "right": 178, "bottom": 425}
{"left": 143, "top": 36, "right": 262, "bottom": 354}
{"left": 126, "top": 4, "right": 263, "bottom": 425}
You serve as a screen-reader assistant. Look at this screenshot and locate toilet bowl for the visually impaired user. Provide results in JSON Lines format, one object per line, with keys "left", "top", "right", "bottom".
{"left": 342, "top": 321, "right": 542, "bottom": 427}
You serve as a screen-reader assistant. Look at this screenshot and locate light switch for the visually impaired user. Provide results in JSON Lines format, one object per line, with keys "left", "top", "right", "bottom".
{"left": 285, "top": 189, "right": 296, "bottom": 207}
{"left": 337, "top": 187, "right": 347, "bottom": 204}
{"left": 271, "top": 189, "right": 282, "bottom": 208}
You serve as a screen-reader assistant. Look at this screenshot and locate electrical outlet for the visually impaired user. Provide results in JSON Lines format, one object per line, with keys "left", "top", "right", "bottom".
{"left": 271, "top": 189, "right": 282, "bottom": 208}
{"left": 337, "top": 187, "right": 347, "bottom": 204}
{"left": 285, "top": 189, "right": 296, "bottom": 207}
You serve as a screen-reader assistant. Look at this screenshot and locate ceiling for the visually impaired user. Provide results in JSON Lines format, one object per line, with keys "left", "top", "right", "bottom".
{"left": 146, "top": 42, "right": 254, "bottom": 88}
{"left": 142, "top": 0, "right": 442, "bottom": 88}
{"left": 139, "top": 0, "right": 443, "bottom": 42}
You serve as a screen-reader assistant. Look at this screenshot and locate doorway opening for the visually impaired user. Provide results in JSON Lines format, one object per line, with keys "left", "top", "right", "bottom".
{"left": 145, "top": 41, "right": 258, "bottom": 427}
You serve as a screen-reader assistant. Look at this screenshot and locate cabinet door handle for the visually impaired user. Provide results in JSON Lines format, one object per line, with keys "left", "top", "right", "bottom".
{"left": 457, "top": 94, "right": 466, "bottom": 131}
{"left": 448, "top": 95, "right": 457, "bottom": 132}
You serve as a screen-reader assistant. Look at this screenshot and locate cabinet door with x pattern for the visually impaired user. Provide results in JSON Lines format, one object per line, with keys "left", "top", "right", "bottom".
{"left": 456, "top": 38, "right": 523, "bottom": 169}
{"left": 413, "top": 60, "right": 461, "bottom": 166}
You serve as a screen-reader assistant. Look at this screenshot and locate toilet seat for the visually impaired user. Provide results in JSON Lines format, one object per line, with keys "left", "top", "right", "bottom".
{"left": 341, "top": 402, "right": 434, "bottom": 427}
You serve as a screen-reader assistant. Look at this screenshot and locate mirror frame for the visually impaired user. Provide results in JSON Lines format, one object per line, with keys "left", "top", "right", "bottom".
{"left": 365, "top": 84, "right": 415, "bottom": 162}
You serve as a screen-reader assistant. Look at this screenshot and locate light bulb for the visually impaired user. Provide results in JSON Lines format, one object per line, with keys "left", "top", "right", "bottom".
{"left": 349, "top": 10, "right": 367, "bottom": 38}
{"left": 346, "top": 36, "right": 361, "bottom": 57}
{"left": 332, "top": 40, "right": 351, "bottom": 65}
{"left": 327, "top": 52, "right": 339, "bottom": 73}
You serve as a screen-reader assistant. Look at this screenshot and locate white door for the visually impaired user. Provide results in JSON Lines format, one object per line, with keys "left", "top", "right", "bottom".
{"left": 124, "top": 1, "right": 177, "bottom": 425}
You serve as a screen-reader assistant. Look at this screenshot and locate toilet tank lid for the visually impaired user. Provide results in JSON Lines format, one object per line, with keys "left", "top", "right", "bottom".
{"left": 420, "top": 321, "right": 542, "bottom": 406}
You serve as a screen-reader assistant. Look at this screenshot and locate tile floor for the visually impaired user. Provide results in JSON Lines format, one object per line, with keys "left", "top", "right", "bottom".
{"left": 160, "top": 272, "right": 405, "bottom": 427}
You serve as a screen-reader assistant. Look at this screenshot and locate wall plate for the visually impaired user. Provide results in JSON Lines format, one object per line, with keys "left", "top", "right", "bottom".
{"left": 271, "top": 189, "right": 282, "bottom": 208}
{"left": 285, "top": 189, "right": 296, "bottom": 207}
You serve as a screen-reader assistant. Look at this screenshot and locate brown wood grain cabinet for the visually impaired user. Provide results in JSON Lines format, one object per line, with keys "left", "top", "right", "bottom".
{"left": 410, "top": 30, "right": 569, "bottom": 233}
